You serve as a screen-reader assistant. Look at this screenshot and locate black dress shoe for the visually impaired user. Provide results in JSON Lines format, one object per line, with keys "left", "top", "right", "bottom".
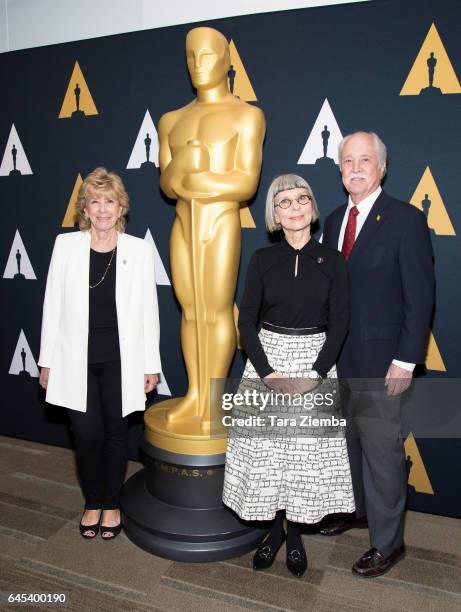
{"left": 286, "top": 546, "right": 307, "bottom": 577}
{"left": 253, "top": 532, "right": 286, "bottom": 571}
{"left": 319, "top": 515, "right": 368, "bottom": 536}
{"left": 352, "top": 546, "right": 405, "bottom": 578}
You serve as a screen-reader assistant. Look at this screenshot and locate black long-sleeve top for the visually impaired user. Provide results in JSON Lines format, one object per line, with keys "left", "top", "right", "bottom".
{"left": 238, "top": 237, "right": 349, "bottom": 379}
{"left": 88, "top": 248, "right": 120, "bottom": 364}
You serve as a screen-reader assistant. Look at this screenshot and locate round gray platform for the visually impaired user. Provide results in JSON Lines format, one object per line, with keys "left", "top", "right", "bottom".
{"left": 120, "top": 439, "right": 266, "bottom": 562}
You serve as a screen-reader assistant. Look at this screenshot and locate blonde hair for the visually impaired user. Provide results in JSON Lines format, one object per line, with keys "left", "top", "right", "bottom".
{"left": 75, "top": 167, "right": 130, "bottom": 232}
{"left": 265, "top": 174, "right": 320, "bottom": 233}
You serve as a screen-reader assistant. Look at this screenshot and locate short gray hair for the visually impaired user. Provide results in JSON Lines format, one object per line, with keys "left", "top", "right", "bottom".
{"left": 338, "top": 131, "right": 387, "bottom": 173}
{"left": 265, "top": 174, "right": 320, "bottom": 233}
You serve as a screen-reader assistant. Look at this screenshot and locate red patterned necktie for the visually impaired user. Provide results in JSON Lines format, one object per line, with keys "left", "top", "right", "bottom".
{"left": 341, "top": 205, "right": 359, "bottom": 261}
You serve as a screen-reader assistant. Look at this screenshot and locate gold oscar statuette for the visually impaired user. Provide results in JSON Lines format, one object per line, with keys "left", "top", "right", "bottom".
{"left": 144, "top": 26, "right": 265, "bottom": 455}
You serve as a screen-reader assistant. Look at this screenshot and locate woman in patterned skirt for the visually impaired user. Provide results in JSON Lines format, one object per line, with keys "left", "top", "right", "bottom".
{"left": 222, "top": 174, "right": 355, "bottom": 576}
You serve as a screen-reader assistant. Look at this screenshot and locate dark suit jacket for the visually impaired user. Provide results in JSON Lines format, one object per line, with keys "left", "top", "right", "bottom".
{"left": 323, "top": 191, "right": 435, "bottom": 378}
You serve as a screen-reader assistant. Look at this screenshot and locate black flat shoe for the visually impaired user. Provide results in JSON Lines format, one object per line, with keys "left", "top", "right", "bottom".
{"left": 286, "top": 546, "right": 307, "bottom": 577}
{"left": 100, "top": 523, "right": 122, "bottom": 540}
{"left": 253, "top": 532, "right": 286, "bottom": 571}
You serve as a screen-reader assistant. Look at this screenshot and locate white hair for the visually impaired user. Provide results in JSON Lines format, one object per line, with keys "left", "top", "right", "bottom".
{"left": 338, "top": 131, "right": 387, "bottom": 172}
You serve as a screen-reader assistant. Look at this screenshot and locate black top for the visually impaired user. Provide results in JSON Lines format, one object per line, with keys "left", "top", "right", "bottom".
{"left": 238, "top": 237, "right": 349, "bottom": 379}
{"left": 88, "top": 248, "right": 120, "bottom": 364}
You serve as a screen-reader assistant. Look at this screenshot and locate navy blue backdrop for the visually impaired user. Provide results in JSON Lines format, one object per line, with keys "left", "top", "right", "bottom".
{"left": 1, "top": 0, "right": 460, "bottom": 518}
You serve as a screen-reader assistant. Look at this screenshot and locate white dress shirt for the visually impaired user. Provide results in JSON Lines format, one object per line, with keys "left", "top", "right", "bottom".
{"left": 338, "top": 186, "right": 382, "bottom": 251}
{"left": 337, "top": 186, "right": 415, "bottom": 373}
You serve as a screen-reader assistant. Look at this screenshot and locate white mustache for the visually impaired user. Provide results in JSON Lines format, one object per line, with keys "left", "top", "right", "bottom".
{"left": 349, "top": 173, "right": 368, "bottom": 180}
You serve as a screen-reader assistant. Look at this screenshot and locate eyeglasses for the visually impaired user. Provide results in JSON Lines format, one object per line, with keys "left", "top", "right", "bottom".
{"left": 274, "top": 194, "right": 312, "bottom": 209}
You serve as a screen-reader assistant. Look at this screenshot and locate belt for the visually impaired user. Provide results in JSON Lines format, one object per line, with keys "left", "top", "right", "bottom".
{"left": 261, "top": 322, "right": 327, "bottom": 336}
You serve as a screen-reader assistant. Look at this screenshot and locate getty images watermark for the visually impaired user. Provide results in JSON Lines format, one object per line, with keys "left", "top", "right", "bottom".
{"left": 210, "top": 377, "right": 461, "bottom": 439}
{"left": 208, "top": 377, "right": 349, "bottom": 438}
{"left": 220, "top": 388, "right": 345, "bottom": 429}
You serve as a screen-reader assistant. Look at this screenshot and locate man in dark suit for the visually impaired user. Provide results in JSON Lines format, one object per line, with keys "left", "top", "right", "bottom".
{"left": 321, "top": 131, "right": 434, "bottom": 577}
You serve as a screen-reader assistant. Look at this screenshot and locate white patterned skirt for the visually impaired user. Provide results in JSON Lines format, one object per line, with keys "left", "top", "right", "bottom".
{"left": 222, "top": 327, "right": 355, "bottom": 523}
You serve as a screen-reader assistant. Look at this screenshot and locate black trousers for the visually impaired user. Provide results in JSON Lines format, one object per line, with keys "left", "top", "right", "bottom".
{"left": 68, "top": 360, "right": 128, "bottom": 510}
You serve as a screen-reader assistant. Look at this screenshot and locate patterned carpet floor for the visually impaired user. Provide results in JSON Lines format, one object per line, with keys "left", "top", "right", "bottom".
{"left": 0, "top": 435, "right": 460, "bottom": 611}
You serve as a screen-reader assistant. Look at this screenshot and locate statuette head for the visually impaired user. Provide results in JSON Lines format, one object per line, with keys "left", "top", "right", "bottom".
{"left": 186, "top": 27, "right": 230, "bottom": 90}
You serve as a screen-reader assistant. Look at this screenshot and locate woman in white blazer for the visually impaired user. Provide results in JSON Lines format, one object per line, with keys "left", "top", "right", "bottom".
{"left": 38, "top": 167, "right": 161, "bottom": 540}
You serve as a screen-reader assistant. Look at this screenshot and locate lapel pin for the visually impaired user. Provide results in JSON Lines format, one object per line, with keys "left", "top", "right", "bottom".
{"left": 317, "top": 257, "right": 324, "bottom": 264}
{"left": 376, "top": 214, "right": 381, "bottom": 222}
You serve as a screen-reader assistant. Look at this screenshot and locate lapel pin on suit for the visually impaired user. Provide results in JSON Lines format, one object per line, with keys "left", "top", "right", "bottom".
{"left": 376, "top": 214, "right": 381, "bottom": 222}
{"left": 317, "top": 257, "right": 324, "bottom": 264}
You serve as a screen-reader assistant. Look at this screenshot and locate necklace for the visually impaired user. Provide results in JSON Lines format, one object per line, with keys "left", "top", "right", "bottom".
{"left": 89, "top": 247, "right": 116, "bottom": 289}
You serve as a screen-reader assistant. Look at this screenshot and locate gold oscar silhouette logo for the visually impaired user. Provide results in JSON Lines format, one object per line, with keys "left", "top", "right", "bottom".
{"left": 425, "top": 331, "right": 446, "bottom": 372}
{"left": 405, "top": 433, "right": 434, "bottom": 494}
{"left": 59, "top": 61, "right": 99, "bottom": 118}
{"left": 400, "top": 23, "right": 461, "bottom": 96}
{"left": 228, "top": 40, "right": 257, "bottom": 101}
{"left": 410, "top": 167, "right": 455, "bottom": 236}
{"left": 62, "top": 174, "right": 83, "bottom": 227}
{"left": 239, "top": 203, "right": 256, "bottom": 228}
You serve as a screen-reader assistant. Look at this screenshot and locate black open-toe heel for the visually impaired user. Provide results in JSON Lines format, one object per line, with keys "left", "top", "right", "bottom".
{"left": 79, "top": 511, "right": 101, "bottom": 539}
{"left": 100, "top": 523, "right": 122, "bottom": 540}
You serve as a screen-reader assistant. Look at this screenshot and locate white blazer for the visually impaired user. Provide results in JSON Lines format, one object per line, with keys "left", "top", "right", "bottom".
{"left": 38, "top": 231, "right": 162, "bottom": 417}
